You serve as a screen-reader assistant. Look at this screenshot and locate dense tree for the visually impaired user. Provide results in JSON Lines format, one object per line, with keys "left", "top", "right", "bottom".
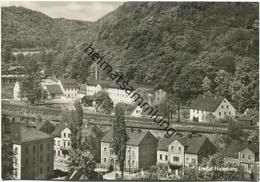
{"left": 2, "top": 135, "right": 14, "bottom": 179}
{"left": 67, "top": 137, "right": 96, "bottom": 179}
{"left": 214, "top": 70, "right": 231, "bottom": 99}
{"left": 226, "top": 117, "right": 245, "bottom": 140}
{"left": 111, "top": 104, "right": 127, "bottom": 179}
{"left": 69, "top": 100, "right": 84, "bottom": 149}
{"left": 201, "top": 76, "right": 212, "bottom": 95}
{"left": 67, "top": 100, "right": 96, "bottom": 178}
{"left": 2, "top": 3, "right": 258, "bottom": 113}
{"left": 94, "top": 91, "right": 113, "bottom": 114}
{"left": 20, "top": 56, "right": 42, "bottom": 104}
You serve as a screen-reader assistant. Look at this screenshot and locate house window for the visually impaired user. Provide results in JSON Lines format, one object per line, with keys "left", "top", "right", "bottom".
{"left": 171, "top": 146, "right": 174, "bottom": 151}
{"left": 64, "top": 133, "right": 66, "bottom": 137}
{"left": 227, "top": 105, "right": 229, "bottom": 109}
{"left": 14, "top": 169, "right": 17, "bottom": 177}
{"left": 248, "top": 155, "right": 251, "bottom": 160}
{"left": 58, "top": 151, "right": 60, "bottom": 156}
{"left": 67, "top": 142, "right": 70, "bottom": 147}
{"left": 40, "top": 144, "right": 43, "bottom": 151}
{"left": 14, "top": 147, "right": 18, "bottom": 153}
{"left": 33, "top": 145, "right": 36, "bottom": 153}
{"left": 40, "top": 167, "right": 43, "bottom": 174}
{"left": 160, "top": 154, "right": 162, "bottom": 160}
{"left": 178, "top": 147, "right": 181, "bottom": 152}
{"left": 221, "top": 105, "right": 224, "bottom": 109}
{"left": 165, "top": 155, "right": 168, "bottom": 161}
{"left": 68, "top": 133, "right": 71, "bottom": 138}
{"left": 104, "top": 158, "right": 106, "bottom": 162}
{"left": 248, "top": 164, "right": 252, "bottom": 171}
{"left": 219, "top": 112, "right": 221, "bottom": 116}
{"left": 104, "top": 147, "right": 107, "bottom": 152}
{"left": 242, "top": 154, "right": 245, "bottom": 159}
{"left": 64, "top": 141, "right": 66, "bottom": 147}
{"left": 173, "top": 156, "right": 179, "bottom": 162}
{"left": 229, "top": 111, "right": 231, "bottom": 115}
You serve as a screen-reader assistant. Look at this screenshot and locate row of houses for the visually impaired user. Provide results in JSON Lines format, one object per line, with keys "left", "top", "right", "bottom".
{"left": 3, "top": 113, "right": 259, "bottom": 180}
{"left": 13, "top": 78, "right": 240, "bottom": 121}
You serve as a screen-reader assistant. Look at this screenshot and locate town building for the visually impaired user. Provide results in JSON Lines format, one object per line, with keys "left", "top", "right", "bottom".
{"left": 156, "top": 135, "right": 217, "bottom": 172}
{"left": 31, "top": 119, "right": 56, "bottom": 135}
{"left": 58, "top": 79, "right": 79, "bottom": 99}
{"left": 79, "top": 80, "right": 155, "bottom": 105}
{"left": 100, "top": 128, "right": 158, "bottom": 171}
{"left": 2, "top": 66, "right": 25, "bottom": 83}
{"left": 8, "top": 122, "right": 54, "bottom": 180}
{"left": 13, "top": 79, "right": 65, "bottom": 100}
{"left": 189, "top": 95, "right": 236, "bottom": 122}
{"left": 224, "top": 140, "right": 259, "bottom": 175}
{"left": 51, "top": 122, "right": 71, "bottom": 172}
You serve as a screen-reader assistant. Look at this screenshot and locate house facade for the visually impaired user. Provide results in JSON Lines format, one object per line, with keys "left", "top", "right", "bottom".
{"left": 224, "top": 140, "right": 259, "bottom": 175}
{"left": 9, "top": 123, "right": 54, "bottom": 180}
{"left": 157, "top": 135, "right": 217, "bottom": 171}
{"left": 58, "top": 79, "right": 79, "bottom": 99}
{"left": 51, "top": 123, "right": 71, "bottom": 171}
{"left": 80, "top": 80, "right": 155, "bottom": 105}
{"left": 189, "top": 95, "right": 236, "bottom": 122}
{"left": 100, "top": 129, "right": 158, "bottom": 171}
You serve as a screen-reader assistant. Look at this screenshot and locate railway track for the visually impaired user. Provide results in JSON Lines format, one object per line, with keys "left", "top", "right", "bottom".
{"left": 2, "top": 103, "right": 258, "bottom": 134}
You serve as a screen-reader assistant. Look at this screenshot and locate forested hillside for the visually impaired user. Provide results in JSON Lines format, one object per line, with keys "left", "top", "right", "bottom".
{"left": 1, "top": 2, "right": 259, "bottom": 112}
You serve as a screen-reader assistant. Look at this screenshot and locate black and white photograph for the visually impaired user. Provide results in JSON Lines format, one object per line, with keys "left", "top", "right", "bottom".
{"left": 1, "top": 1, "right": 259, "bottom": 181}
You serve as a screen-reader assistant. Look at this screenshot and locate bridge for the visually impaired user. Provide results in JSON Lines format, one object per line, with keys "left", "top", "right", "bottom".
{"left": 2, "top": 103, "right": 258, "bottom": 134}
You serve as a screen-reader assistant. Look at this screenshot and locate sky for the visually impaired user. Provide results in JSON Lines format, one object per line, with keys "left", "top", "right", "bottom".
{"left": 1, "top": 1, "right": 124, "bottom": 21}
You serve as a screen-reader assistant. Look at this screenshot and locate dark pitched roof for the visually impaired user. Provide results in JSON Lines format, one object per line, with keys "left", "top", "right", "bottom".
{"left": 60, "top": 79, "right": 79, "bottom": 90}
{"left": 224, "top": 140, "right": 259, "bottom": 159}
{"left": 190, "top": 95, "right": 224, "bottom": 112}
{"left": 46, "top": 84, "right": 63, "bottom": 95}
{"left": 51, "top": 122, "right": 68, "bottom": 137}
{"left": 82, "top": 125, "right": 105, "bottom": 138}
{"left": 9, "top": 123, "right": 52, "bottom": 144}
{"left": 101, "top": 128, "right": 150, "bottom": 146}
{"left": 157, "top": 135, "right": 208, "bottom": 154}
